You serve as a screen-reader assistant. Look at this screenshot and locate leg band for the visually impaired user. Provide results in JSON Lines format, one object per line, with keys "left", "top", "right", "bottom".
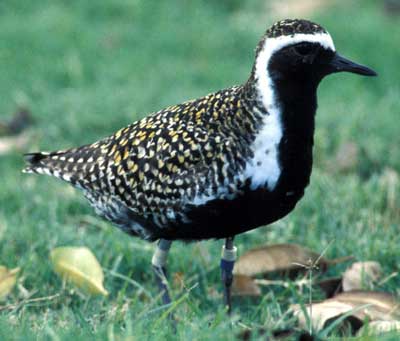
{"left": 151, "top": 239, "right": 171, "bottom": 268}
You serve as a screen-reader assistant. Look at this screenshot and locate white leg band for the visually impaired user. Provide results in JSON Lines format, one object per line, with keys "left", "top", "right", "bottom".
{"left": 152, "top": 248, "right": 169, "bottom": 268}
{"left": 221, "top": 245, "right": 237, "bottom": 262}
{"left": 151, "top": 239, "right": 172, "bottom": 268}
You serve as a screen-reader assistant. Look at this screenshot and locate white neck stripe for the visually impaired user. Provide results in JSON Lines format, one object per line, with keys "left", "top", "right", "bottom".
{"left": 255, "top": 32, "right": 335, "bottom": 111}
{"left": 242, "top": 32, "right": 335, "bottom": 192}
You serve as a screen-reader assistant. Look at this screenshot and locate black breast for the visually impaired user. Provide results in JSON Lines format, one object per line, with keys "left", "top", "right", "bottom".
{"left": 151, "top": 80, "right": 317, "bottom": 241}
{"left": 155, "top": 102, "right": 316, "bottom": 241}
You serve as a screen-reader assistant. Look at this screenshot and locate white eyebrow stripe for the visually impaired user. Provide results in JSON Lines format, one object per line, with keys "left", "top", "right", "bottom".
{"left": 266, "top": 32, "right": 335, "bottom": 54}
{"left": 255, "top": 32, "right": 335, "bottom": 112}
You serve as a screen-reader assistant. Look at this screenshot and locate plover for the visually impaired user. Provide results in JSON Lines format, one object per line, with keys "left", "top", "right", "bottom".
{"left": 23, "top": 19, "right": 377, "bottom": 312}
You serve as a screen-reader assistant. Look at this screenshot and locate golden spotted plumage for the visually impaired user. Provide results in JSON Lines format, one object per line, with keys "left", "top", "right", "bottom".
{"left": 24, "top": 85, "right": 266, "bottom": 239}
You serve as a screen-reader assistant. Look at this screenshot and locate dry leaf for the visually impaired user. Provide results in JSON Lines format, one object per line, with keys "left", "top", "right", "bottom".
{"left": 292, "top": 300, "right": 359, "bottom": 332}
{"left": 0, "top": 266, "right": 20, "bottom": 300}
{"left": 342, "top": 261, "right": 382, "bottom": 292}
{"left": 232, "top": 275, "right": 261, "bottom": 297}
{"left": 292, "top": 290, "right": 400, "bottom": 332}
{"left": 233, "top": 243, "right": 352, "bottom": 277}
{"left": 358, "top": 320, "right": 400, "bottom": 336}
{"left": 50, "top": 247, "right": 108, "bottom": 296}
{"left": 334, "top": 291, "right": 400, "bottom": 320}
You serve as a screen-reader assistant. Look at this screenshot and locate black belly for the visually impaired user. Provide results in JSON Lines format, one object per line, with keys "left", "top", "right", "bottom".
{"left": 155, "top": 185, "right": 306, "bottom": 241}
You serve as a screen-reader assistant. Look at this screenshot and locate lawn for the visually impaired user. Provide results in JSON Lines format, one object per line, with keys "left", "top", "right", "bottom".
{"left": 0, "top": 0, "right": 399, "bottom": 339}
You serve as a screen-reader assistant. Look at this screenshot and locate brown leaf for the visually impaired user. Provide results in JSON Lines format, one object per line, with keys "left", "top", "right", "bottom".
{"left": 292, "top": 300, "right": 361, "bottom": 332}
{"left": 0, "top": 266, "right": 20, "bottom": 300}
{"left": 232, "top": 275, "right": 261, "bottom": 297}
{"left": 292, "top": 290, "right": 400, "bottom": 332}
{"left": 334, "top": 291, "right": 400, "bottom": 320}
{"left": 233, "top": 243, "right": 352, "bottom": 277}
{"left": 342, "top": 261, "right": 382, "bottom": 292}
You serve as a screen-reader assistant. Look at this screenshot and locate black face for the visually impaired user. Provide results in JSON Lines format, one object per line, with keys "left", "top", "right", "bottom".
{"left": 269, "top": 42, "right": 377, "bottom": 84}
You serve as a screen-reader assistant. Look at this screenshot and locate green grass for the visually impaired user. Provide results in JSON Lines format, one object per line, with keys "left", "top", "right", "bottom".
{"left": 1, "top": 0, "right": 400, "bottom": 339}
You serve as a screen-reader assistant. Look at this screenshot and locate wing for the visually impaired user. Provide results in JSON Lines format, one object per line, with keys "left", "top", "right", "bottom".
{"left": 24, "top": 87, "right": 249, "bottom": 235}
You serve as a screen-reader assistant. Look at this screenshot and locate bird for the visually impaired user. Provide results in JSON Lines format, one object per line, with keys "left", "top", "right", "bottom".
{"left": 23, "top": 19, "right": 377, "bottom": 313}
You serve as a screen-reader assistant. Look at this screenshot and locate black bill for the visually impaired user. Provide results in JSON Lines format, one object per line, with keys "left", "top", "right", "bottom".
{"left": 329, "top": 53, "right": 377, "bottom": 76}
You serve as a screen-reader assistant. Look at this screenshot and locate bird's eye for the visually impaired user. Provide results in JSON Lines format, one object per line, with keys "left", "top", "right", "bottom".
{"left": 293, "top": 44, "right": 314, "bottom": 56}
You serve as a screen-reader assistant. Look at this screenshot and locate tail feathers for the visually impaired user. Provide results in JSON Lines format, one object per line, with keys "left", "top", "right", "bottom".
{"left": 24, "top": 152, "right": 51, "bottom": 167}
{"left": 23, "top": 151, "right": 76, "bottom": 183}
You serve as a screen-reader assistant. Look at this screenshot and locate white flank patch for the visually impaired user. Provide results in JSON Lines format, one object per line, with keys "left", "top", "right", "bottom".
{"left": 244, "top": 32, "right": 335, "bottom": 191}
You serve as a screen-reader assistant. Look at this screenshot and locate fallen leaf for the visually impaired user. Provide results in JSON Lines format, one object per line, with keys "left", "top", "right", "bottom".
{"left": 0, "top": 266, "right": 20, "bottom": 300}
{"left": 334, "top": 291, "right": 400, "bottom": 320}
{"left": 292, "top": 300, "right": 361, "bottom": 333}
{"left": 292, "top": 290, "right": 400, "bottom": 332}
{"left": 358, "top": 320, "right": 400, "bottom": 336}
{"left": 342, "top": 261, "right": 382, "bottom": 292}
{"left": 232, "top": 275, "right": 261, "bottom": 297}
{"left": 50, "top": 247, "right": 108, "bottom": 296}
{"left": 233, "top": 243, "right": 352, "bottom": 277}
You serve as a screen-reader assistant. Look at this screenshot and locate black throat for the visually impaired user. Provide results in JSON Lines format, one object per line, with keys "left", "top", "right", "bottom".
{"left": 272, "top": 73, "right": 318, "bottom": 195}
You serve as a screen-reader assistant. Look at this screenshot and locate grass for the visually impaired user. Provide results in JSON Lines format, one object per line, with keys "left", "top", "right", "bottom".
{"left": 0, "top": 0, "right": 400, "bottom": 339}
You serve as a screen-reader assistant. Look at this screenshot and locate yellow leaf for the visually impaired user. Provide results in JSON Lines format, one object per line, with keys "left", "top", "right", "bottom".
{"left": 0, "top": 266, "right": 20, "bottom": 300}
{"left": 50, "top": 247, "right": 108, "bottom": 296}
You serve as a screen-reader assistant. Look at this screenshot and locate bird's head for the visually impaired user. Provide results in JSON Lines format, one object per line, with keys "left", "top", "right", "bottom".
{"left": 252, "top": 19, "right": 377, "bottom": 109}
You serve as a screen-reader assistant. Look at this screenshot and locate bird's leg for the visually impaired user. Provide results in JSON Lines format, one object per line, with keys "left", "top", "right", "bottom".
{"left": 220, "top": 237, "right": 237, "bottom": 314}
{"left": 152, "top": 239, "right": 172, "bottom": 305}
